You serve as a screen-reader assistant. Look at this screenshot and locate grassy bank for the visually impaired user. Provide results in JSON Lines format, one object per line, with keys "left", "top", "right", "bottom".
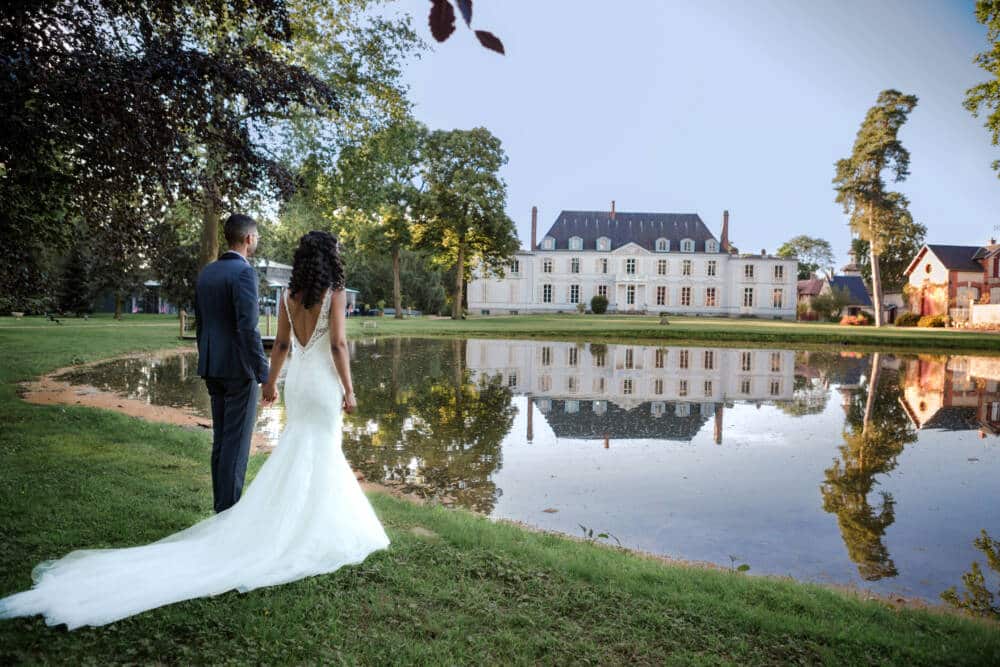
{"left": 344, "top": 313, "right": 1000, "bottom": 354}
{"left": 1, "top": 319, "right": 999, "bottom": 664}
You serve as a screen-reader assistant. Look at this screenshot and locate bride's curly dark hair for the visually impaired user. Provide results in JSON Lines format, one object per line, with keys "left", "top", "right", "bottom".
{"left": 288, "top": 231, "right": 345, "bottom": 309}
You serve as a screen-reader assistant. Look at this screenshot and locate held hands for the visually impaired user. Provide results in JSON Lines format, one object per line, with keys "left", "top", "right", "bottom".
{"left": 261, "top": 382, "right": 278, "bottom": 407}
{"left": 343, "top": 391, "right": 357, "bottom": 414}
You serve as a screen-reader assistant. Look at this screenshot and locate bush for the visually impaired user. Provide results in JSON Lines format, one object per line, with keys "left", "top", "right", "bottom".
{"left": 839, "top": 314, "right": 871, "bottom": 326}
{"left": 590, "top": 294, "right": 608, "bottom": 314}
{"left": 918, "top": 314, "right": 948, "bottom": 328}
{"left": 895, "top": 311, "right": 920, "bottom": 327}
{"left": 576, "top": 303, "right": 586, "bottom": 314}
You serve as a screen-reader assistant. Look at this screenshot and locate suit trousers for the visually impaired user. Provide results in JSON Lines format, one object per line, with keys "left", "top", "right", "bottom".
{"left": 205, "top": 377, "right": 259, "bottom": 513}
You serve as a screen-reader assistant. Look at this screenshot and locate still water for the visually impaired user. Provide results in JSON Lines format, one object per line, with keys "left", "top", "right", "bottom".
{"left": 59, "top": 338, "right": 1000, "bottom": 601}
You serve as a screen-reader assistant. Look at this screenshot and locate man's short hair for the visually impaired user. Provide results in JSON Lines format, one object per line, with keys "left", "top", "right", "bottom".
{"left": 224, "top": 214, "right": 257, "bottom": 245}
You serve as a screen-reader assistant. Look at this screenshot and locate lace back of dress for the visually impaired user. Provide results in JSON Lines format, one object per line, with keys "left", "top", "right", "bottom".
{"left": 284, "top": 289, "right": 332, "bottom": 355}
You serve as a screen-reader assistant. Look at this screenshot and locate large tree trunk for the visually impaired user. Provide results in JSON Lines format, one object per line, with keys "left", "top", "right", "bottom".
{"left": 869, "top": 242, "right": 885, "bottom": 327}
{"left": 199, "top": 176, "right": 221, "bottom": 270}
{"left": 392, "top": 246, "right": 403, "bottom": 319}
{"left": 451, "top": 242, "right": 465, "bottom": 320}
{"left": 113, "top": 293, "right": 123, "bottom": 320}
{"left": 862, "top": 352, "right": 882, "bottom": 440}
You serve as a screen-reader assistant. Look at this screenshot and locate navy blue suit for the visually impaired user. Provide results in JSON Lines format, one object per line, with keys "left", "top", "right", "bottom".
{"left": 194, "top": 251, "right": 269, "bottom": 512}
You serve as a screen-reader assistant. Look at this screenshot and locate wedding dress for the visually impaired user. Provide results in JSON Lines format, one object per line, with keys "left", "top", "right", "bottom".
{"left": 0, "top": 288, "right": 390, "bottom": 629}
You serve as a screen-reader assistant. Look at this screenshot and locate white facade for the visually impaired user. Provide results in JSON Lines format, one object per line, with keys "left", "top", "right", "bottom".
{"left": 469, "top": 211, "right": 797, "bottom": 318}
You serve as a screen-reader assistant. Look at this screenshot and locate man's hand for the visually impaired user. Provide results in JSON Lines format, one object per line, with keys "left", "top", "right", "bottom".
{"left": 343, "top": 391, "right": 357, "bottom": 414}
{"left": 261, "top": 382, "right": 278, "bottom": 406}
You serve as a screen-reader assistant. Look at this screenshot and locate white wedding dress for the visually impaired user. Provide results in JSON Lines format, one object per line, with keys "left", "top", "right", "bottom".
{"left": 0, "top": 289, "right": 390, "bottom": 629}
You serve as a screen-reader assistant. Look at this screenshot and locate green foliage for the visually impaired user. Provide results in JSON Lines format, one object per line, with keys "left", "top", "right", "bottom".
{"left": 918, "top": 314, "right": 948, "bottom": 328}
{"left": 590, "top": 294, "right": 609, "bottom": 314}
{"left": 942, "top": 530, "right": 1000, "bottom": 619}
{"left": 894, "top": 312, "right": 921, "bottom": 327}
{"left": 777, "top": 236, "right": 835, "bottom": 280}
{"left": 965, "top": 0, "right": 1000, "bottom": 176}
{"left": 57, "top": 241, "right": 95, "bottom": 316}
{"left": 849, "top": 194, "right": 926, "bottom": 292}
{"left": 811, "top": 286, "right": 853, "bottom": 321}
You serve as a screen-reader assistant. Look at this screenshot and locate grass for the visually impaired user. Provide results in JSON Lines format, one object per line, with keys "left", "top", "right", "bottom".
{"left": 346, "top": 313, "right": 1000, "bottom": 354}
{"left": 1, "top": 317, "right": 999, "bottom": 664}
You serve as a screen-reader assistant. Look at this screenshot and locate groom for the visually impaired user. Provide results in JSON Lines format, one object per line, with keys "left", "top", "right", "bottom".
{"left": 194, "top": 214, "right": 270, "bottom": 513}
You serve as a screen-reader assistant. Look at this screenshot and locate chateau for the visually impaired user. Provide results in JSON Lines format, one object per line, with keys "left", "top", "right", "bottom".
{"left": 468, "top": 204, "right": 798, "bottom": 318}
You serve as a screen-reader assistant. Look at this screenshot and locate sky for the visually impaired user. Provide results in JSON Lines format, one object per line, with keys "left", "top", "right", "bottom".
{"left": 390, "top": 0, "right": 1000, "bottom": 265}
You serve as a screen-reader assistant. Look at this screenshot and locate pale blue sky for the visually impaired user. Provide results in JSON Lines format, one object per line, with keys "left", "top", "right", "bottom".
{"left": 393, "top": 0, "right": 999, "bottom": 264}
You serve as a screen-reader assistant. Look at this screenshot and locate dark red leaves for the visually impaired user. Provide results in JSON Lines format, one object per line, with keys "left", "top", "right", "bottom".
{"left": 429, "top": 0, "right": 455, "bottom": 43}
{"left": 456, "top": 0, "right": 473, "bottom": 26}
{"left": 474, "top": 30, "right": 504, "bottom": 55}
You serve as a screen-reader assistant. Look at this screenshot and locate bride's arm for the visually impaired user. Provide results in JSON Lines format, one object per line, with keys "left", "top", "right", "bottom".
{"left": 328, "top": 289, "right": 356, "bottom": 413}
{"left": 262, "top": 296, "right": 292, "bottom": 405}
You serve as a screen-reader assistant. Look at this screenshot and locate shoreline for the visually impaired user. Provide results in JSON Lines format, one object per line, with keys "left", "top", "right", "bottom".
{"left": 16, "top": 347, "right": 982, "bottom": 621}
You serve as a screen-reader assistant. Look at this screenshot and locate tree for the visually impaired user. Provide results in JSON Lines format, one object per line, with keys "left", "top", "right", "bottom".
{"left": 426, "top": 0, "right": 505, "bottom": 53}
{"left": 848, "top": 193, "right": 926, "bottom": 292}
{"left": 810, "top": 285, "right": 852, "bottom": 321}
{"left": 150, "top": 201, "right": 203, "bottom": 312}
{"left": 335, "top": 120, "right": 427, "bottom": 318}
{"left": 777, "top": 235, "right": 835, "bottom": 280}
{"left": 57, "top": 239, "right": 95, "bottom": 316}
{"left": 414, "top": 128, "right": 519, "bottom": 319}
{"left": 965, "top": 0, "right": 1000, "bottom": 177}
{"left": 834, "top": 90, "right": 919, "bottom": 327}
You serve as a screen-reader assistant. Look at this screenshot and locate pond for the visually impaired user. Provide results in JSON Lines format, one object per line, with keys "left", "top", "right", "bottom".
{"left": 58, "top": 338, "right": 1000, "bottom": 602}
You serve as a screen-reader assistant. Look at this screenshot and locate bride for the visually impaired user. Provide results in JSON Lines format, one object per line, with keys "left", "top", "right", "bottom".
{"left": 0, "top": 231, "right": 390, "bottom": 629}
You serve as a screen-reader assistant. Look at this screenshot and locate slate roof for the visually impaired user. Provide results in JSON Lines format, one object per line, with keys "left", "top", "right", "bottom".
{"left": 828, "top": 275, "right": 872, "bottom": 307}
{"left": 922, "top": 406, "right": 979, "bottom": 431}
{"left": 925, "top": 245, "right": 985, "bottom": 272}
{"left": 797, "top": 278, "right": 824, "bottom": 297}
{"left": 538, "top": 399, "right": 712, "bottom": 442}
{"left": 540, "top": 211, "right": 721, "bottom": 252}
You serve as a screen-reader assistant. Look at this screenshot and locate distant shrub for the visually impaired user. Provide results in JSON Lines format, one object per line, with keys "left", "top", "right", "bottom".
{"left": 895, "top": 311, "right": 920, "bottom": 327}
{"left": 590, "top": 294, "right": 608, "bottom": 314}
{"left": 918, "top": 314, "right": 948, "bottom": 328}
{"left": 576, "top": 303, "right": 586, "bottom": 314}
{"left": 839, "top": 314, "right": 871, "bottom": 326}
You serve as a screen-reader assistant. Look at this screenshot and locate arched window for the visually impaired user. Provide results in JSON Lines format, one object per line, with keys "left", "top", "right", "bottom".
{"left": 655, "top": 238, "right": 670, "bottom": 252}
{"left": 542, "top": 236, "right": 555, "bottom": 250}
{"left": 568, "top": 236, "right": 583, "bottom": 250}
{"left": 596, "top": 236, "right": 611, "bottom": 251}
{"left": 680, "top": 238, "right": 695, "bottom": 253}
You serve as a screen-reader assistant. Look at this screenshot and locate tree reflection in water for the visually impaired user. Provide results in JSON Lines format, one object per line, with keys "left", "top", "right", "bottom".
{"left": 821, "top": 354, "right": 918, "bottom": 581}
{"left": 340, "top": 338, "right": 516, "bottom": 513}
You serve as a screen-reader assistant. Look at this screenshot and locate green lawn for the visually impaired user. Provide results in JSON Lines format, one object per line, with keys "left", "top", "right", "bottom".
{"left": 346, "top": 313, "right": 1000, "bottom": 354}
{"left": 1, "top": 318, "right": 999, "bottom": 664}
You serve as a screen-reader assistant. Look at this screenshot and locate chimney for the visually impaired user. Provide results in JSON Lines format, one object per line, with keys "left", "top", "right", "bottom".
{"left": 714, "top": 404, "right": 723, "bottom": 445}
{"left": 720, "top": 210, "right": 730, "bottom": 252}
{"left": 530, "top": 206, "right": 538, "bottom": 250}
{"left": 526, "top": 397, "right": 534, "bottom": 442}
{"left": 761, "top": 248, "right": 766, "bottom": 257}
{"left": 610, "top": 200, "right": 616, "bottom": 221}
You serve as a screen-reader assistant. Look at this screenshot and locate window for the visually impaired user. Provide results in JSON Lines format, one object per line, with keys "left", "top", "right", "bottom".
{"left": 770, "top": 352, "right": 781, "bottom": 372}
{"left": 678, "top": 380, "right": 688, "bottom": 397}
{"left": 568, "top": 347, "right": 578, "bottom": 366}
{"left": 741, "top": 351, "right": 752, "bottom": 372}
{"left": 571, "top": 258, "right": 580, "bottom": 273}
{"left": 569, "top": 284, "right": 580, "bottom": 304}
{"left": 704, "top": 350, "right": 714, "bottom": 370}
{"left": 707, "top": 260, "right": 717, "bottom": 277}
{"left": 682, "top": 259, "right": 692, "bottom": 276}
{"left": 626, "top": 285, "right": 636, "bottom": 305}
{"left": 655, "top": 349, "right": 666, "bottom": 368}
{"left": 774, "top": 265, "right": 784, "bottom": 280}
{"left": 925, "top": 263, "right": 932, "bottom": 274}
{"left": 597, "top": 284, "right": 608, "bottom": 298}
{"left": 679, "top": 349, "right": 689, "bottom": 369}
{"left": 600, "top": 258, "right": 608, "bottom": 274}
{"left": 772, "top": 288, "right": 783, "bottom": 309}
{"left": 744, "top": 264, "right": 754, "bottom": 279}
{"left": 567, "top": 376, "right": 578, "bottom": 393}
{"left": 681, "top": 286, "right": 691, "bottom": 306}
{"left": 655, "top": 238, "right": 669, "bottom": 252}
{"left": 743, "top": 287, "right": 754, "bottom": 307}
{"left": 597, "top": 236, "right": 611, "bottom": 251}
{"left": 592, "top": 347, "right": 606, "bottom": 367}
{"left": 539, "top": 375, "right": 551, "bottom": 392}
{"left": 705, "top": 287, "right": 717, "bottom": 307}
{"left": 681, "top": 239, "right": 694, "bottom": 252}
{"left": 654, "top": 378, "right": 664, "bottom": 395}
{"left": 508, "top": 373, "right": 517, "bottom": 388}
{"left": 594, "top": 377, "right": 606, "bottom": 393}
{"left": 625, "top": 258, "right": 636, "bottom": 274}
{"left": 675, "top": 403, "right": 690, "bottom": 417}
{"left": 542, "top": 347, "right": 552, "bottom": 365}
{"left": 569, "top": 236, "right": 583, "bottom": 250}
{"left": 657, "top": 259, "right": 667, "bottom": 275}
{"left": 509, "top": 259, "right": 520, "bottom": 274}
{"left": 625, "top": 348, "right": 634, "bottom": 369}
{"left": 704, "top": 380, "right": 713, "bottom": 397}
{"left": 543, "top": 284, "right": 553, "bottom": 303}
{"left": 623, "top": 378, "right": 633, "bottom": 395}
{"left": 770, "top": 380, "right": 781, "bottom": 396}
{"left": 542, "top": 237, "right": 555, "bottom": 250}
{"left": 656, "top": 285, "right": 667, "bottom": 306}
{"left": 740, "top": 378, "right": 751, "bottom": 394}
{"left": 543, "top": 258, "right": 553, "bottom": 273}
{"left": 706, "top": 240, "right": 718, "bottom": 253}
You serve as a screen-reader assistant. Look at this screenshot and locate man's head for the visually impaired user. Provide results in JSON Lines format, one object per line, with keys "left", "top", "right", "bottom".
{"left": 224, "top": 214, "right": 259, "bottom": 257}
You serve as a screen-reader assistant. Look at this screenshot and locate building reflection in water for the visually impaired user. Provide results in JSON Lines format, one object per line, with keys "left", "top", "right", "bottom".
{"left": 466, "top": 339, "right": 796, "bottom": 446}
{"left": 899, "top": 355, "right": 1000, "bottom": 438}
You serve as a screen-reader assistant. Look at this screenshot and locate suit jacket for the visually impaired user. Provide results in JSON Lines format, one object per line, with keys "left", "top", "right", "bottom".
{"left": 194, "top": 251, "right": 269, "bottom": 384}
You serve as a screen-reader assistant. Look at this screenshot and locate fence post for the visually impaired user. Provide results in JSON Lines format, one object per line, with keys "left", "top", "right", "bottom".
{"left": 179, "top": 309, "right": 186, "bottom": 338}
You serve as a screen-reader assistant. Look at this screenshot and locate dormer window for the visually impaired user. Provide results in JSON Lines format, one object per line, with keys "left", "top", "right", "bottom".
{"left": 705, "top": 240, "right": 718, "bottom": 253}
{"left": 596, "top": 236, "right": 611, "bottom": 251}
{"left": 568, "top": 236, "right": 583, "bottom": 251}
{"left": 680, "top": 238, "right": 695, "bottom": 253}
{"left": 655, "top": 238, "right": 670, "bottom": 252}
{"left": 542, "top": 236, "right": 555, "bottom": 250}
